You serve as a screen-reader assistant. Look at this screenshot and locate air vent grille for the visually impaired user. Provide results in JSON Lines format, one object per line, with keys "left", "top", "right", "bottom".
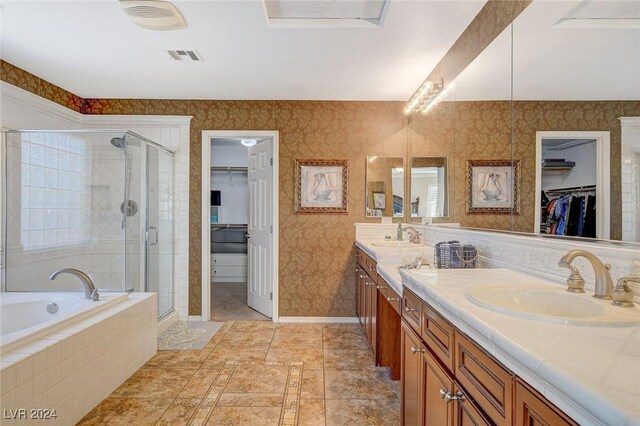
{"left": 167, "top": 50, "right": 204, "bottom": 62}
{"left": 119, "top": 0, "right": 187, "bottom": 31}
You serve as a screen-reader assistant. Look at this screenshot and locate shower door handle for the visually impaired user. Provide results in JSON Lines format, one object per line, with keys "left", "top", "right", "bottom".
{"left": 146, "top": 227, "right": 159, "bottom": 246}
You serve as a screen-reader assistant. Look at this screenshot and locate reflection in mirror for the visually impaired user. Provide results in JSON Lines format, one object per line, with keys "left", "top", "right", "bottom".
{"left": 365, "top": 156, "right": 404, "bottom": 218}
{"left": 410, "top": 157, "right": 448, "bottom": 219}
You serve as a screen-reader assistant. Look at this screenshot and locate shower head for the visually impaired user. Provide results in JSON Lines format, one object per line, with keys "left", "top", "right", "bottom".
{"left": 110, "top": 136, "right": 126, "bottom": 149}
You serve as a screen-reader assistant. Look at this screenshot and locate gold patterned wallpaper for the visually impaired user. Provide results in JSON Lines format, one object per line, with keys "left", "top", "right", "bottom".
{"left": 2, "top": 60, "right": 638, "bottom": 316}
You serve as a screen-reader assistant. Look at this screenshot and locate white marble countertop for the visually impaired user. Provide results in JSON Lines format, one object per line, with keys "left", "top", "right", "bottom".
{"left": 400, "top": 268, "right": 640, "bottom": 426}
{"left": 356, "top": 239, "right": 433, "bottom": 265}
{"left": 375, "top": 263, "right": 404, "bottom": 296}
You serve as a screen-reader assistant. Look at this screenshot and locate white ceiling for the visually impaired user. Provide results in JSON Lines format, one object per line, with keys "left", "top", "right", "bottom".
{"left": 0, "top": 0, "right": 485, "bottom": 100}
{"left": 454, "top": 0, "right": 640, "bottom": 101}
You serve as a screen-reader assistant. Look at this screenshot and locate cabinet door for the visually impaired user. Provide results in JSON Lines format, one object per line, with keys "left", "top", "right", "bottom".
{"left": 401, "top": 320, "right": 423, "bottom": 426}
{"left": 422, "top": 347, "right": 455, "bottom": 426}
{"left": 355, "top": 267, "right": 362, "bottom": 323}
{"left": 453, "top": 386, "right": 492, "bottom": 426}
{"left": 369, "top": 277, "right": 377, "bottom": 356}
{"left": 358, "top": 271, "right": 367, "bottom": 328}
{"left": 514, "top": 379, "right": 577, "bottom": 426}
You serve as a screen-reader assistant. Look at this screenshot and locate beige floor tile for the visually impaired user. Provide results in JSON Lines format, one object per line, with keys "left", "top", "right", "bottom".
{"left": 145, "top": 350, "right": 211, "bottom": 369}
{"left": 298, "top": 399, "right": 326, "bottom": 426}
{"left": 265, "top": 348, "right": 324, "bottom": 369}
{"left": 156, "top": 398, "right": 201, "bottom": 426}
{"left": 111, "top": 366, "right": 197, "bottom": 399}
{"left": 77, "top": 398, "right": 172, "bottom": 426}
{"left": 301, "top": 369, "right": 324, "bottom": 399}
{"left": 323, "top": 324, "right": 364, "bottom": 338}
{"left": 211, "top": 282, "right": 271, "bottom": 321}
{"left": 276, "top": 323, "right": 323, "bottom": 334}
{"left": 206, "top": 406, "right": 283, "bottom": 426}
{"left": 271, "top": 332, "right": 323, "bottom": 350}
{"left": 324, "top": 369, "right": 397, "bottom": 400}
{"left": 217, "top": 392, "right": 284, "bottom": 407}
{"left": 225, "top": 364, "right": 289, "bottom": 393}
{"left": 178, "top": 368, "right": 221, "bottom": 399}
{"left": 231, "top": 320, "right": 278, "bottom": 332}
{"left": 325, "top": 398, "right": 400, "bottom": 426}
{"left": 202, "top": 346, "right": 269, "bottom": 368}
{"left": 323, "top": 348, "right": 376, "bottom": 370}
{"left": 323, "top": 334, "right": 370, "bottom": 351}
{"left": 215, "top": 331, "right": 275, "bottom": 349}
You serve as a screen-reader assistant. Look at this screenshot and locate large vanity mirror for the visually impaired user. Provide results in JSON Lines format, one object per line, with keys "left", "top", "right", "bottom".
{"left": 446, "top": 0, "right": 640, "bottom": 244}
{"left": 365, "top": 156, "right": 404, "bottom": 218}
{"left": 409, "top": 157, "right": 448, "bottom": 219}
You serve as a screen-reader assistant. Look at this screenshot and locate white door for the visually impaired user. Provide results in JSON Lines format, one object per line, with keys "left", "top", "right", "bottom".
{"left": 247, "top": 139, "right": 272, "bottom": 317}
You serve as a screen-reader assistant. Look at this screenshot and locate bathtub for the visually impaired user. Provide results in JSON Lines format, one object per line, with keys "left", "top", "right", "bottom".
{"left": 0, "top": 291, "right": 156, "bottom": 425}
{"left": 0, "top": 292, "right": 129, "bottom": 354}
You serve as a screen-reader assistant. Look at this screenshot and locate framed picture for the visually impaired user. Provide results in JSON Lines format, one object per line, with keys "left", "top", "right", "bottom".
{"left": 295, "top": 159, "right": 348, "bottom": 214}
{"left": 373, "top": 192, "right": 385, "bottom": 209}
{"left": 466, "top": 159, "right": 520, "bottom": 214}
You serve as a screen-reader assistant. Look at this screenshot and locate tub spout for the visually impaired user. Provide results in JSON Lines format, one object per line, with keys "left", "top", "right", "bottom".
{"left": 49, "top": 268, "right": 99, "bottom": 301}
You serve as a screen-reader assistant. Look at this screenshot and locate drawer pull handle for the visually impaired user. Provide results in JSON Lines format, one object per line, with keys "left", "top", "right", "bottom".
{"left": 439, "top": 389, "right": 465, "bottom": 402}
{"left": 369, "top": 267, "right": 375, "bottom": 272}
{"left": 376, "top": 285, "right": 386, "bottom": 289}
{"left": 405, "top": 307, "right": 417, "bottom": 313}
{"left": 410, "top": 346, "right": 424, "bottom": 354}
{"left": 359, "top": 274, "right": 365, "bottom": 279}
{"left": 387, "top": 297, "right": 399, "bottom": 301}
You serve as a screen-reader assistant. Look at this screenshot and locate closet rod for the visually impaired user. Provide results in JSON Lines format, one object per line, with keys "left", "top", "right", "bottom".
{"left": 210, "top": 166, "right": 248, "bottom": 172}
{"left": 545, "top": 184, "right": 596, "bottom": 195}
{"left": 211, "top": 224, "right": 248, "bottom": 229}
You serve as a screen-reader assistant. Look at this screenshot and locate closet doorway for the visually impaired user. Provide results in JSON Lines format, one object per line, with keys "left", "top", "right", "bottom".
{"left": 201, "top": 131, "right": 279, "bottom": 322}
{"left": 534, "top": 131, "right": 610, "bottom": 239}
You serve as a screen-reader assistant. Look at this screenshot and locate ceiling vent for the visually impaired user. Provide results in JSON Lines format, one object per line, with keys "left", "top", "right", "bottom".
{"left": 263, "top": 0, "right": 389, "bottom": 27}
{"left": 119, "top": 0, "right": 187, "bottom": 31}
{"left": 167, "top": 50, "right": 204, "bottom": 62}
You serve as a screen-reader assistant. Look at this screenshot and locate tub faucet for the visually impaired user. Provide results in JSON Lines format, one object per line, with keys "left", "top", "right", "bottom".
{"left": 402, "top": 226, "right": 421, "bottom": 244}
{"left": 49, "top": 268, "right": 99, "bottom": 301}
{"left": 558, "top": 250, "right": 613, "bottom": 299}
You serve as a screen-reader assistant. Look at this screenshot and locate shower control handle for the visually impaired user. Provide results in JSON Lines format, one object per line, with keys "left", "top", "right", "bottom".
{"left": 146, "top": 227, "right": 159, "bottom": 246}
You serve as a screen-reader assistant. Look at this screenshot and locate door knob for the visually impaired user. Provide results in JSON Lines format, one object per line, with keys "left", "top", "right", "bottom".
{"left": 245, "top": 233, "right": 251, "bottom": 239}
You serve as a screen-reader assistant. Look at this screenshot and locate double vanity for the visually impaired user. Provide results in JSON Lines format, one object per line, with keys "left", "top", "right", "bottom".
{"left": 354, "top": 224, "right": 640, "bottom": 426}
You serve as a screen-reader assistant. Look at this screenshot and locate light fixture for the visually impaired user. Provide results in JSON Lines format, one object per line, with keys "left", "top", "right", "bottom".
{"left": 403, "top": 78, "right": 456, "bottom": 116}
{"left": 241, "top": 139, "right": 257, "bottom": 147}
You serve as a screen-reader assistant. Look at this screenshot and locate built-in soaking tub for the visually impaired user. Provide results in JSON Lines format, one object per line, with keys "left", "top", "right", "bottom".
{"left": 0, "top": 291, "right": 157, "bottom": 425}
{"left": 0, "top": 292, "right": 129, "bottom": 353}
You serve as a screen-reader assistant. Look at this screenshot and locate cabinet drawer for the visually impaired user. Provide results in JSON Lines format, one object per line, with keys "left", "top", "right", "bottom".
{"left": 212, "top": 254, "right": 247, "bottom": 266}
{"left": 421, "top": 302, "right": 455, "bottom": 372}
{"left": 385, "top": 286, "right": 401, "bottom": 315}
{"left": 454, "top": 331, "right": 513, "bottom": 425}
{"left": 355, "top": 247, "right": 367, "bottom": 268}
{"left": 376, "top": 278, "right": 389, "bottom": 299}
{"left": 213, "top": 265, "right": 247, "bottom": 277}
{"left": 402, "top": 288, "right": 422, "bottom": 335}
{"left": 515, "top": 379, "right": 577, "bottom": 426}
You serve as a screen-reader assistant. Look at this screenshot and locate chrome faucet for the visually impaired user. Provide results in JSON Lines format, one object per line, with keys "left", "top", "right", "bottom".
{"left": 558, "top": 250, "right": 613, "bottom": 299}
{"left": 49, "top": 268, "right": 99, "bottom": 301}
{"left": 402, "top": 226, "right": 421, "bottom": 244}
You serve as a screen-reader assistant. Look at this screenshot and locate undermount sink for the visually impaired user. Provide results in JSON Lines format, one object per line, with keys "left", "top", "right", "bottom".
{"left": 370, "top": 240, "right": 424, "bottom": 248}
{"left": 466, "top": 283, "right": 640, "bottom": 326}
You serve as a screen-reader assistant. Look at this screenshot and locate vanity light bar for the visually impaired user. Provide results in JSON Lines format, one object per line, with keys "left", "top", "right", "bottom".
{"left": 420, "top": 81, "right": 456, "bottom": 115}
{"left": 403, "top": 78, "right": 456, "bottom": 116}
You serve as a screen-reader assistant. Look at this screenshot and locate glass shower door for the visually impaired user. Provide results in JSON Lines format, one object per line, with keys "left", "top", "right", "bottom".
{"left": 146, "top": 144, "right": 175, "bottom": 318}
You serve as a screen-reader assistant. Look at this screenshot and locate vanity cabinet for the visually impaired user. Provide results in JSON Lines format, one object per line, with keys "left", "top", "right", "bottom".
{"left": 401, "top": 287, "right": 575, "bottom": 426}
{"left": 355, "top": 247, "right": 401, "bottom": 380}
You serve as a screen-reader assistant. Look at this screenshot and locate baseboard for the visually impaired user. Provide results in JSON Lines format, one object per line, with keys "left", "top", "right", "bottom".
{"left": 157, "top": 311, "right": 178, "bottom": 335}
{"left": 277, "top": 316, "right": 359, "bottom": 324}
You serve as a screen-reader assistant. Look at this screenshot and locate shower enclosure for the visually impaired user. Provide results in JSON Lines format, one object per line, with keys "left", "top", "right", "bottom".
{"left": 1, "top": 130, "right": 175, "bottom": 319}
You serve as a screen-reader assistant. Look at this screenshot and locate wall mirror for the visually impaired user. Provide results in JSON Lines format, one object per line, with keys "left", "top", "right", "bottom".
{"left": 365, "top": 156, "right": 404, "bottom": 218}
{"left": 409, "top": 157, "right": 448, "bottom": 219}
{"left": 447, "top": 0, "right": 640, "bottom": 244}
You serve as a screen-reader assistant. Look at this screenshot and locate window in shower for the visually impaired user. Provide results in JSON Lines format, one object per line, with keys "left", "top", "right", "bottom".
{"left": 18, "top": 132, "right": 91, "bottom": 251}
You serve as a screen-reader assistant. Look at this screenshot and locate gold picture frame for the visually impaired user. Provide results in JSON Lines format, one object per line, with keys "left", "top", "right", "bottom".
{"left": 295, "top": 159, "right": 348, "bottom": 214}
{"left": 466, "top": 159, "right": 520, "bottom": 214}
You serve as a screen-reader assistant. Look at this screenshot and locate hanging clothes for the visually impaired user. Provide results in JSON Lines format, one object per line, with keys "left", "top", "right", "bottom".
{"left": 583, "top": 195, "right": 597, "bottom": 238}
{"left": 543, "top": 190, "right": 596, "bottom": 238}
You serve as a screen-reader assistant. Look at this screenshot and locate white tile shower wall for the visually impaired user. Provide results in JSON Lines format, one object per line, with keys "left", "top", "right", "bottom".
{"left": 620, "top": 117, "right": 640, "bottom": 242}
{"left": 1, "top": 83, "right": 192, "bottom": 320}
{"left": 354, "top": 223, "right": 640, "bottom": 296}
{"left": 84, "top": 116, "right": 191, "bottom": 319}
{"left": 0, "top": 293, "right": 157, "bottom": 426}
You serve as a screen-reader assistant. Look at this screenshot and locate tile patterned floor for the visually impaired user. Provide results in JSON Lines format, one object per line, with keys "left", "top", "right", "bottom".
{"left": 211, "top": 282, "right": 270, "bottom": 321}
{"left": 78, "top": 321, "right": 400, "bottom": 426}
